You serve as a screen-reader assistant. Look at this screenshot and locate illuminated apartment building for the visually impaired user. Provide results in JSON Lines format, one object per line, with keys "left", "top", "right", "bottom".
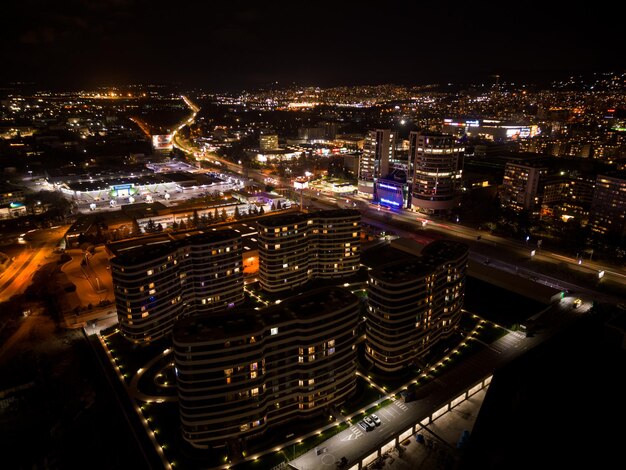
{"left": 173, "top": 286, "right": 359, "bottom": 447}
{"left": 590, "top": 174, "right": 626, "bottom": 240}
{"left": 365, "top": 240, "right": 469, "bottom": 372}
{"left": 111, "top": 230, "right": 244, "bottom": 343}
{"left": 500, "top": 161, "right": 549, "bottom": 215}
{"left": 257, "top": 209, "right": 361, "bottom": 293}
{"left": 358, "top": 129, "right": 395, "bottom": 198}
{"left": 409, "top": 132, "right": 463, "bottom": 214}
{"left": 259, "top": 133, "right": 279, "bottom": 150}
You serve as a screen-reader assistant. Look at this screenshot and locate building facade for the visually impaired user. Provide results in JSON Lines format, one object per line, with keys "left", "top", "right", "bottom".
{"left": 590, "top": 174, "right": 626, "bottom": 240}
{"left": 365, "top": 240, "right": 468, "bottom": 372}
{"left": 111, "top": 230, "right": 244, "bottom": 343}
{"left": 500, "top": 161, "right": 549, "bottom": 215}
{"left": 409, "top": 132, "right": 463, "bottom": 214}
{"left": 173, "top": 287, "right": 360, "bottom": 447}
{"left": 257, "top": 209, "right": 361, "bottom": 293}
{"left": 259, "top": 134, "right": 279, "bottom": 150}
{"left": 358, "top": 129, "right": 395, "bottom": 198}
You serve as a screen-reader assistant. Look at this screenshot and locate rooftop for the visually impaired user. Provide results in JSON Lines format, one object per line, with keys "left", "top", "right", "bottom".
{"left": 173, "top": 286, "right": 357, "bottom": 343}
{"left": 110, "top": 229, "right": 240, "bottom": 266}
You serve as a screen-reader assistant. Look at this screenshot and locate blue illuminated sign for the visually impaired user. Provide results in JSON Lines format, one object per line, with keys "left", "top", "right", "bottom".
{"left": 378, "top": 183, "right": 399, "bottom": 191}
{"left": 380, "top": 198, "right": 400, "bottom": 207}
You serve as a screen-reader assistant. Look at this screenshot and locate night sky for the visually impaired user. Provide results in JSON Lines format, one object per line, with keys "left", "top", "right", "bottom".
{"left": 1, "top": 1, "right": 623, "bottom": 90}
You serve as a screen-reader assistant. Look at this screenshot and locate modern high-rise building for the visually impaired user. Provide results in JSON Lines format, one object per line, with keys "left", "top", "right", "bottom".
{"left": 259, "top": 134, "right": 279, "bottom": 150}
{"left": 111, "top": 230, "right": 244, "bottom": 343}
{"left": 365, "top": 240, "right": 468, "bottom": 372}
{"left": 500, "top": 161, "right": 549, "bottom": 215}
{"left": 358, "top": 129, "right": 395, "bottom": 198}
{"left": 173, "top": 286, "right": 360, "bottom": 448}
{"left": 257, "top": 209, "right": 361, "bottom": 293}
{"left": 590, "top": 173, "right": 626, "bottom": 240}
{"left": 409, "top": 132, "right": 463, "bottom": 214}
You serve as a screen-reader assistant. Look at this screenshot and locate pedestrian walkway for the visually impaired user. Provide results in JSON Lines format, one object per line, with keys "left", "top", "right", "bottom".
{"left": 377, "top": 389, "right": 486, "bottom": 470}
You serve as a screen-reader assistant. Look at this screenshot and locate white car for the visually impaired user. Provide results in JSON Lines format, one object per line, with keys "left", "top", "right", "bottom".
{"left": 363, "top": 416, "right": 376, "bottom": 429}
{"left": 370, "top": 414, "right": 381, "bottom": 426}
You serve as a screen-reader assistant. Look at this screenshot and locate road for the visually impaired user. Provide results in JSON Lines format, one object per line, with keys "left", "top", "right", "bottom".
{"left": 0, "top": 225, "right": 68, "bottom": 303}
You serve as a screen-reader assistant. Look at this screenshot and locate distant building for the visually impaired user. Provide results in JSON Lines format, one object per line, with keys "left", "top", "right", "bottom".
{"left": 111, "top": 230, "right": 244, "bottom": 343}
{"left": 409, "top": 132, "right": 463, "bottom": 214}
{"left": 590, "top": 174, "right": 626, "bottom": 241}
{"left": 365, "top": 240, "right": 469, "bottom": 372}
{"left": 500, "top": 161, "right": 549, "bottom": 215}
{"left": 442, "top": 118, "right": 540, "bottom": 142}
{"left": 173, "top": 286, "right": 360, "bottom": 448}
{"left": 358, "top": 129, "right": 395, "bottom": 198}
{"left": 259, "top": 134, "right": 279, "bottom": 150}
{"left": 257, "top": 210, "right": 361, "bottom": 293}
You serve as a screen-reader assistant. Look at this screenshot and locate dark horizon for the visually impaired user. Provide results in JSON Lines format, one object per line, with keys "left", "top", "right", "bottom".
{"left": 2, "top": 1, "right": 624, "bottom": 91}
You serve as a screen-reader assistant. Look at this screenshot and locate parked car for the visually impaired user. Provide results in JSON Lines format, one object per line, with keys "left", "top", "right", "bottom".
{"left": 370, "top": 414, "right": 381, "bottom": 426}
{"left": 363, "top": 416, "right": 376, "bottom": 429}
{"left": 357, "top": 421, "right": 369, "bottom": 432}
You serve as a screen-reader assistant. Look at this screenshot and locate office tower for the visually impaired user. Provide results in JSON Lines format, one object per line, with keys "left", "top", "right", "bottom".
{"left": 590, "top": 174, "right": 626, "bottom": 240}
{"left": 409, "top": 132, "right": 463, "bottom": 214}
{"left": 111, "top": 230, "right": 244, "bottom": 343}
{"left": 173, "top": 286, "right": 360, "bottom": 447}
{"left": 259, "top": 134, "right": 279, "bottom": 150}
{"left": 501, "top": 161, "right": 549, "bottom": 215}
{"left": 365, "top": 240, "right": 468, "bottom": 372}
{"left": 257, "top": 209, "right": 361, "bottom": 293}
{"left": 358, "top": 129, "right": 395, "bottom": 198}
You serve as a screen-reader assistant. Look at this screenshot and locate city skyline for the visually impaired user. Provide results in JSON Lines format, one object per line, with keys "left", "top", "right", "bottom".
{"left": 0, "top": 14, "right": 625, "bottom": 467}
{"left": 2, "top": 2, "right": 625, "bottom": 90}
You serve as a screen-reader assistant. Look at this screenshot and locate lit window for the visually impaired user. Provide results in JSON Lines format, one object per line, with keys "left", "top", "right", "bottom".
{"left": 149, "top": 283, "right": 155, "bottom": 288}
{"left": 141, "top": 312, "right": 149, "bottom": 318}
{"left": 146, "top": 269, "right": 153, "bottom": 275}
{"left": 149, "top": 289, "right": 156, "bottom": 295}
{"left": 270, "top": 327, "right": 278, "bottom": 335}
{"left": 251, "top": 388, "right": 259, "bottom": 396}
{"left": 308, "top": 346, "right": 315, "bottom": 354}
{"left": 275, "top": 244, "right": 281, "bottom": 249}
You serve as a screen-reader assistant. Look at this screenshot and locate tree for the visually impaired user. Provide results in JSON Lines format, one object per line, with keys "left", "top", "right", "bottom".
{"left": 234, "top": 206, "right": 241, "bottom": 220}
{"left": 192, "top": 209, "right": 200, "bottom": 228}
{"left": 179, "top": 219, "right": 187, "bottom": 230}
{"left": 270, "top": 202, "right": 276, "bottom": 211}
{"left": 145, "top": 219, "right": 157, "bottom": 233}
{"left": 172, "top": 220, "right": 179, "bottom": 230}
{"left": 276, "top": 200, "right": 282, "bottom": 210}
{"left": 259, "top": 206, "right": 265, "bottom": 215}
{"left": 220, "top": 208, "right": 228, "bottom": 221}
{"left": 156, "top": 223, "right": 163, "bottom": 232}
{"left": 214, "top": 208, "right": 219, "bottom": 220}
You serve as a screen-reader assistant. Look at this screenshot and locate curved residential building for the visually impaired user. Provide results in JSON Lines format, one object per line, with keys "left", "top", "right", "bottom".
{"left": 409, "top": 132, "right": 463, "bottom": 214}
{"left": 257, "top": 210, "right": 360, "bottom": 293}
{"left": 111, "top": 230, "right": 244, "bottom": 343}
{"left": 365, "top": 240, "right": 468, "bottom": 372}
{"left": 173, "top": 287, "right": 360, "bottom": 447}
